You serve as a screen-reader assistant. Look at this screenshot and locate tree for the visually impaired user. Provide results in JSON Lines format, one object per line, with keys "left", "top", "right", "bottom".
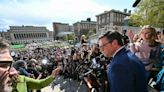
{"left": 129, "top": 13, "right": 143, "bottom": 26}
{"left": 67, "top": 34, "right": 75, "bottom": 40}
{"left": 63, "top": 34, "right": 75, "bottom": 41}
{"left": 130, "top": 0, "right": 164, "bottom": 28}
{"left": 86, "top": 29, "right": 96, "bottom": 38}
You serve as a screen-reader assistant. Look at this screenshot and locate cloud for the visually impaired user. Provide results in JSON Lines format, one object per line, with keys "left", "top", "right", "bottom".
{"left": 0, "top": 0, "right": 111, "bottom": 31}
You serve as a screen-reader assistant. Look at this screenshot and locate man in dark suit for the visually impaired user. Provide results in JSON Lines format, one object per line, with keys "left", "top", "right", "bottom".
{"left": 98, "top": 31, "right": 148, "bottom": 92}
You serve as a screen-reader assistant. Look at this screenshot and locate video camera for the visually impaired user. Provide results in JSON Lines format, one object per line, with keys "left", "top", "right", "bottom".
{"left": 79, "top": 54, "right": 107, "bottom": 79}
{"left": 91, "top": 54, "right": 107, "bottom": 68}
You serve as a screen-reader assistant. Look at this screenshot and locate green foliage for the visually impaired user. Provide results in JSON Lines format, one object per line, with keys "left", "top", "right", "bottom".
{"left": 86, "top": 29, "right": 96, "bottom": 38}
{"left": 63, "top": 35, "right": 68, "bottom": 41}
{"left": 83, "top": 30, "right": 89, "bottom": 36}
{"left": 129, "top": 14, "right": 143, "bottom": 26}
{"left": 63, "top": 34, "right": 75, "bottom": 41}
{"left": 130, "top": 0, "right": 164, "bottom": 28}
{"left": 67, "top": 34, "right": 75, "bottom": 40}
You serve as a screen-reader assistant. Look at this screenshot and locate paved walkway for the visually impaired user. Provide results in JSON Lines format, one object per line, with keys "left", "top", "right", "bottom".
{"left": 41, "top": 76, "right": 159, "bottom": 92}
{"left": 41, "top": 76, "right": 88, "bottom": 92}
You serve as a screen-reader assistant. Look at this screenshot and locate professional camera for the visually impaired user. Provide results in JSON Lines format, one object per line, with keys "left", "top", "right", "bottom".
{"left": 79, "top": 54, "right": 107, "bottom": 79}
{"left": 91, "top": 54, "right": 107, "bottom": 69}
{"left": 40, "top": 58, "right": 56, "bottom": 78}
{"left": 80, "top": 54, "right": 108, "bottom": 92}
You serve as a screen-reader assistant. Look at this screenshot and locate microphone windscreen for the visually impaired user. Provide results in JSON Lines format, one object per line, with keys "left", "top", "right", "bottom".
{"left": 132, "top": 0, "right": 141, "bottom": 7}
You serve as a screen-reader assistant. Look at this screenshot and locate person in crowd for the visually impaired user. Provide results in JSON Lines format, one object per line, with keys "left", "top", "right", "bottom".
{"left": 121, "top": 30, "right": 129, "bottom": 46}
{"left": 72, "top": 50, "right": 80, "bottom": 71}
{"left": 98, "top": 30, "right": 147, "bottom": 92}
{"left": 90, "top": 44, "right": 101, "bottom": 59}
{"left": 80, "top": 35, "right": 88, "bottom": 45}
{"left": 128, "top": 25, "right": 161, "bottom": 80}
{"left": 156, "top": 30, "right": 164, "bottom": 45}
{"left": 162, "top": 30, "right": 164, "bottom": 45}
{"left": 156, "top": 31, "right": 162, "bottom": 43}
{"left": 81, "top": 43, "right": 89, "bottom": 61}
{"left": 13, "top": 60, "right": 34, "bottom": 77}
{"left": 26, "top": 59, "right": 42, "bottom": 92}
{"left": 27, "top": 59, "right": 42, "bottom": 79}
{"left": 0, "top": 37, "right": 61, "bottom": 92}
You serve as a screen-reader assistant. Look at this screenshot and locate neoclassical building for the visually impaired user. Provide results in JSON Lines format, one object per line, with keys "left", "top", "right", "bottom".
{"left": 0, "top": 26, "right": 53, "bottom": 44}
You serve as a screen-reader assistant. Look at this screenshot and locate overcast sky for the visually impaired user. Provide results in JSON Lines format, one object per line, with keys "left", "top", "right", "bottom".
{"left": 0, "top": 0, "right": 135, "bottom": 31}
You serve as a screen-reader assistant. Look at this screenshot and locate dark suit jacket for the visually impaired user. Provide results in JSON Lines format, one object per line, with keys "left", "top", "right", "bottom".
{"left": 107, "top": 48, "right": 148, "bottom": 92}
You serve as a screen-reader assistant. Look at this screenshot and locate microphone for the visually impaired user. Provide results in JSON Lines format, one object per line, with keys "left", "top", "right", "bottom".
{"left": 132, "top": 0, "right": 141, "bottom": 7}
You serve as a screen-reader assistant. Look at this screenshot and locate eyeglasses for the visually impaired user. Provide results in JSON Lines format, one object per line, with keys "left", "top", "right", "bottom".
{"left": 99, "top": 42, "right": 109, "bottom": 49}
{"left": 0, "top": 61, "right": 13, "bottom": 71}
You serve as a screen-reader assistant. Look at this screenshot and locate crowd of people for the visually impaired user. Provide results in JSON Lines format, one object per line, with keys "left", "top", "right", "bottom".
{"left": 0, "top": 25, "right": 164, "bottom": 92}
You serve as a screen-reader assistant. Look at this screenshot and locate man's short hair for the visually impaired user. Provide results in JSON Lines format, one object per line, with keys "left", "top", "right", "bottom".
{"left": 122, "top": 29, "right": 127, "bottom": 33}
{"left": 98, "top": 31, "right": 124, "bottom": 46}
{"left": 0, "top": 37, "right": 10, "bottom": 50}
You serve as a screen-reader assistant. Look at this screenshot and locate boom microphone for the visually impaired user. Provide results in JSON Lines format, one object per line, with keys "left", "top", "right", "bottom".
{"left": 132, "top": 0, "right": 141, "bottom": 7}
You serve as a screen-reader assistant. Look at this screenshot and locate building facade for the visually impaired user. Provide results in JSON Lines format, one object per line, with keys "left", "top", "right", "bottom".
{"left": 53, "top": 22, "right": 72, "bottom": 40}
{"left": 0, "top": 26, "right": 53, "bottom": 44}
{"left": 96, "top": 9, "right": 130, "bottom": 34}
{"left": 73, "top": 20, "right": 96, "bottom": 40}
